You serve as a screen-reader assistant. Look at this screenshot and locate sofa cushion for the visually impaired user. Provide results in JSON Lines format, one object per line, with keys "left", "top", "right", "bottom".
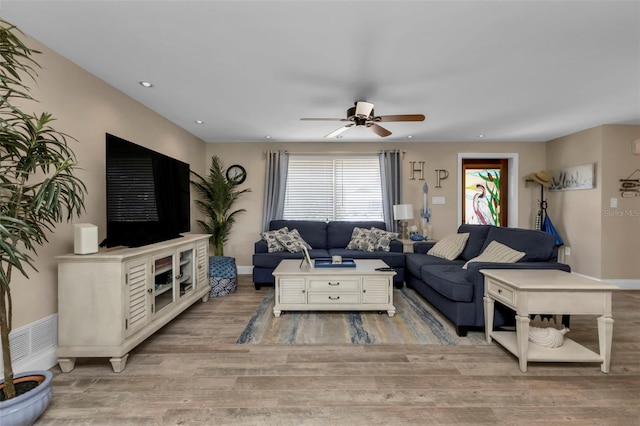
{"left": 261, "top": 227, "right": 289, "bottom": 252}
{"left": 405, "top": 252, "right": 465, "bottom": 278}
{"left": 346, "top": 227, "right": 377, "bottom": 252}
{"left": 276, "top": 229, "right": 313, "bottom": 253}
{"left": 369, "top": 228, "right": 400, "bottom": 252}
{"left": 327, "top": 221, "right": 387, "bottom": 249}
{"left": 412, "top": 241, "right": 437, "bottom": 254}
{"left": 269, "top": 220, "right": 328, "bottom": 249}
{"left": 457, "top": 224, "right": 492, "bottom": 260}
{"left": 420, "top": 265, "right": 474, "bottom": 302}
{"left": 427, "top": 232, "right": 469, "bottom": 260}
{"left": 482, "top": 226, "right": 555, "bottom": 262}
{"left": 463, "top": 240, "right": 525, "bottom": 269}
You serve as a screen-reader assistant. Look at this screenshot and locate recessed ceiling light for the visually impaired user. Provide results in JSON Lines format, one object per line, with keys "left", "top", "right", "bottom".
{"left": 407, "top": 135, "right": 413, "bottom": 139}
{"left": 194, "top": 120, "right": 204, "bottom": 124}
{"left": 139, "top": 81, "right": 153, "bottom": 88}
{"left": 477, "top": 134, "right": 485, "bottom": 138}
{"left": 265, "top": 135, "right": 272, "bottom": 139}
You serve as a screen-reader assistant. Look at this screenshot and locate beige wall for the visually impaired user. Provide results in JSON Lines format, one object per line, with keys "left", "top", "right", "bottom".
{"left": 11, "top": 36, "right": 208, "bottom": 328}
{"left": 206, "top": 141, "right": 548, "bottom": 268}
{"left": 601, "top": 126, "right": 640, "bottom": 280}
{"left": 546, "top": 125, "right": 640, "bottom": 280}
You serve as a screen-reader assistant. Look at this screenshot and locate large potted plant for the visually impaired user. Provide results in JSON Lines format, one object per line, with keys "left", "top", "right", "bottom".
{"left": 0, "top": 20, "right": 86, "bottom": 424}
{"left": 190, "top": 156, "right": 249, "bottom": 296}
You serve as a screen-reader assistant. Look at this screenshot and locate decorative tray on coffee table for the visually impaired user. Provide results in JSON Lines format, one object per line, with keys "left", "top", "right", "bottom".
{"left": 314, "top": 258, "right": 356, "bottom": 268}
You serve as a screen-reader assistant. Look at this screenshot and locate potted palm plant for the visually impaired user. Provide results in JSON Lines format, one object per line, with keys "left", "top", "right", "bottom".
{"left": 190, "top": 156, "right": 249, "bottom": 296}
{"left": 0, "top": 19, "right": 86, "bottom": 424}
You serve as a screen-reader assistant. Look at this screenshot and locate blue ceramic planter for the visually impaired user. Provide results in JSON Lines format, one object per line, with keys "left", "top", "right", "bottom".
{"left": 0, "top": 370, "right": 53, "bottom": 426}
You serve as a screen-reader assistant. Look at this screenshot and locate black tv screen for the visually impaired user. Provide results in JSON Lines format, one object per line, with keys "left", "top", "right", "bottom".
{"left": 105, "top": 133, "right": 190, "bottom": 248}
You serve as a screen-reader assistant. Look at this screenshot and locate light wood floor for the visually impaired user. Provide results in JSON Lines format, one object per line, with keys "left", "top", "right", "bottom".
{"left": 39, "top": 276, "right": 639, "bottom": 425}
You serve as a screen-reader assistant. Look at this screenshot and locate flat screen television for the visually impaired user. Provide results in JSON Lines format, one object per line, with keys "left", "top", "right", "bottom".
{"left": 105, "top": 133, "right": 190, "bottom": 248}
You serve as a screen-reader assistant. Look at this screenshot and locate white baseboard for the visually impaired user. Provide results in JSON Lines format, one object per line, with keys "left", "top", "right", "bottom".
{"left": 572, "top": 273, "right": 640, "bottom": 290}
{"left": 607, "top": 279, "right": 640, "bottom": 290}
{"left": 238, "top": 265, "right": 253, "bottom": 275}
{"left": 0, "top": 313, "right": 58, "bottom": 373}
{"left": 10, "top": 347, "right": 58, "bottom": 373}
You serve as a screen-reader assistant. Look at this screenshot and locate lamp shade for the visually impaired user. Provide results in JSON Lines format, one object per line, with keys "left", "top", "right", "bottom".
{"left": 393, "top": 204, "right": 414, "bottom": 221}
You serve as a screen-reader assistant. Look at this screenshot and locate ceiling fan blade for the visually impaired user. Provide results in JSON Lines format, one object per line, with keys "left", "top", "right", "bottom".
{"left": 300, "top": 118, "right": 347, "bottom": 121}
{"left": 376, "top": 114, "right": 425, "bottom": 122}
{"left": 354, "top": 101, "right": 374, "bottom": 117}
{"left": 370, "top": 124, "right": 392, "bottom": 137}
{"left": 325, "top": 124, "right": 354, "bottom": 138}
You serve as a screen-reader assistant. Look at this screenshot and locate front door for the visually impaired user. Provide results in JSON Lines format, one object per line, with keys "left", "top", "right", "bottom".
{"left": 462, "top": 158, "right": 508, "bottom": 226}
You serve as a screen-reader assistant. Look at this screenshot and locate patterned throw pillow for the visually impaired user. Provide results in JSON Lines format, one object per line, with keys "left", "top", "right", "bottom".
{"left": 346, "top": 227, "right": 377, "bottom": 252}
{"left": 276, "top": 228, "right": 313, "bottom": 253}
{"left": 261, "top": 227, "right": 289, "bottom": 253}
{"left": 462, "top": 240, "right": 525, "bottom": 269}
{"left": 427, "top": 233, "right": 470, "bottom": 260}
{"left": 346, "top": 227, "right": 368, "bottom": 249}
{"left": 369, "top": 227, "right": 399, "bottom": 252}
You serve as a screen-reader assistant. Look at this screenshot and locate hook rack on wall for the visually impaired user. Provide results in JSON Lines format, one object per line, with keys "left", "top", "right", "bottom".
{"left": 620, "top": 169, "right": 640, "bottom": 198}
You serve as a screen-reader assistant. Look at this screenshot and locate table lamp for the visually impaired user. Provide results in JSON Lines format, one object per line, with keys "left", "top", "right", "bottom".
{"left": 393, "top": 204, "right": 414, "bottom": 239}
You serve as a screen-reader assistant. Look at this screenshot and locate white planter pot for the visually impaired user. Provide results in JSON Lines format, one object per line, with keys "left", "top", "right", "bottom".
{"left": 0, "top": 370, "right": 53, "bottom": 426}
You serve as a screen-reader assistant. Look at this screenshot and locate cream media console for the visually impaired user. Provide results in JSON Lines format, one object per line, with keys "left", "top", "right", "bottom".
{"left": 56, "top": 234, "right": 210, "bottom": 372}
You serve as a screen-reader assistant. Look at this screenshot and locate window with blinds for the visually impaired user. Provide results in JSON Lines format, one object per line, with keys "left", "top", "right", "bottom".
{"left": 283, "top": 156, "right": 383, "bottom": 221}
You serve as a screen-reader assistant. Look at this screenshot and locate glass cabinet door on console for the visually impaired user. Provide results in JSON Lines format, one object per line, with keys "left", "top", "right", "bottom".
{"left": 178, "top": 247, "right": 195, "bottom": 298}
{"left": 153, "top": 252, "right": 175, "bottom": 314}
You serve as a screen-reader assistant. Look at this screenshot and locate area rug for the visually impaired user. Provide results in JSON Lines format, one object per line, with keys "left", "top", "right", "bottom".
{"left": 236, "top": 287, "right": 489, "bottom": 345}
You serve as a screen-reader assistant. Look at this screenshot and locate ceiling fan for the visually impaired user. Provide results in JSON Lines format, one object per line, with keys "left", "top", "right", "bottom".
{"left": 300, "top": 101, "right": 425, "bottom": 138}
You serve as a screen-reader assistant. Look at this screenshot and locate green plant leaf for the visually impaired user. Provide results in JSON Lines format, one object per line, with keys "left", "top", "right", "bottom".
{"left": 1, "top": 19, "right": 87, "bottom": 400}
{"left": 190, "top": 156, "right": 251, "bottom": 256}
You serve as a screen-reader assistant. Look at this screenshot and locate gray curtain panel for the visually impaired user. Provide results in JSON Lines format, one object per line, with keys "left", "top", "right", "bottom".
{"left": 262, "top": 150, "right": 289, "bottom": 231}
{"left": 379, "top": 150, "right": 402, "bottom": 232}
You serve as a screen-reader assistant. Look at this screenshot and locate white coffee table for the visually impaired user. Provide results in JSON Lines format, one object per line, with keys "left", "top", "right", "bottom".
{"left": 272, "top": 259, "right": 397, "bottom": 317}
{"left": 481, "top": 269, "right": 618, "bottom": 373}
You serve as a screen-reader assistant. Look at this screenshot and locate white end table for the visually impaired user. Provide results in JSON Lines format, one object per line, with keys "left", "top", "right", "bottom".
{"left": 481, "top": 269, "right": 618, "bottom": 373}
{"left": 398, "top": 238, "right": 436, "bottom": 253}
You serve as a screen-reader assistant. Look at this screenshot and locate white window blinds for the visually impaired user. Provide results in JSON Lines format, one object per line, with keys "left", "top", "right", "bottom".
{"left": 283, "top": 156, "right": 383, "bottom": 221}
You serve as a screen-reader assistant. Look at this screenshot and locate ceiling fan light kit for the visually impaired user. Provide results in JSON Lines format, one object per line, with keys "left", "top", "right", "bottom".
{"left": 301, "top": 101, "right": 425, "bottom": 139}
{"left": 354, "top": 101, "right": 374, "bottom": 117}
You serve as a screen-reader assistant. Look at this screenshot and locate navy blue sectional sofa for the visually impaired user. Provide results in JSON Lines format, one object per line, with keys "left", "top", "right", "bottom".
{"left": 405, "top": 224, "right": 571, "bottom": 336}
{"left": 253, "top": 220, "right": 406, "bottom": 290}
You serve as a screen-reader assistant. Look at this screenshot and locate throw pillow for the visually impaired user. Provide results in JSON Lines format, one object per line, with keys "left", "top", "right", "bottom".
{"left": 261, "top": 227, "right": 289, "bottom": 253}
{"left": 427, "top": 233, "right": 470, "bottom": 260}
{"left": 462, "top": 240, "right": 525, "bottom": 269}
{"left": 369, "top": 227, "right": 399, "bottom": 252}
{"left": 346, "top": 227, "right": 378, "bottom": 252}
{"left": 276, "top": 228, "right": 313, "bottom": 253}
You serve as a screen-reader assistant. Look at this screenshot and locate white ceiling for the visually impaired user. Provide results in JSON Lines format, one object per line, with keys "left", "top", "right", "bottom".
{"left": 2, "top": 0, "right": 639, "bottom": 143}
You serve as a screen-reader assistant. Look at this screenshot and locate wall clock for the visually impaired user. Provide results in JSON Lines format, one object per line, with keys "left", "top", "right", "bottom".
{"left": 226, "top": 164, "right": 247, "bottom": 184}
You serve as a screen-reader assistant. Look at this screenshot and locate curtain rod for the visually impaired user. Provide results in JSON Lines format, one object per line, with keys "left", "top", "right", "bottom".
{"left": 262, "top": 150, "right": 405, "bottom": 156}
